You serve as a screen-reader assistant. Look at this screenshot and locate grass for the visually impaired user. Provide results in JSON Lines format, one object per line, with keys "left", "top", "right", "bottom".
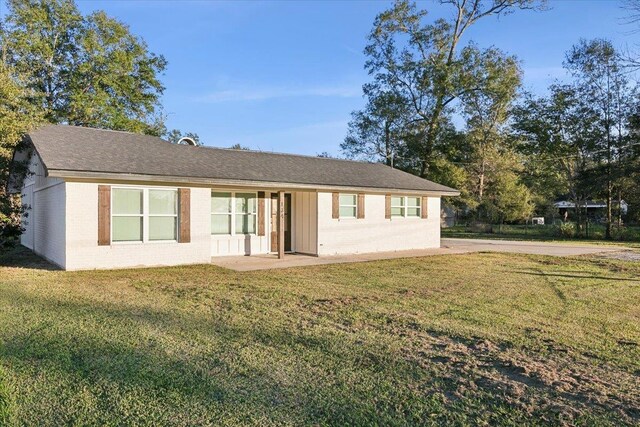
{"left": 0, "top": 247, "right": 639, "bottom": 426}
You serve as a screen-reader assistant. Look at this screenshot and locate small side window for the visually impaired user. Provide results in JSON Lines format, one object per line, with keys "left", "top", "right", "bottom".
{"left": 339, "top": 194, "right": 357, "bottom": 218}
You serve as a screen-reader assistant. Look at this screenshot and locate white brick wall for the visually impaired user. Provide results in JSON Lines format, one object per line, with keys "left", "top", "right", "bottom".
{"left": 64, "top": 183, "right": 211, "bottom": 270}
{"left": 33, "top": 182, "right": 66, "bottom": 267}
{"left": 316, "top": 192, "right": 441, "bottom": 255}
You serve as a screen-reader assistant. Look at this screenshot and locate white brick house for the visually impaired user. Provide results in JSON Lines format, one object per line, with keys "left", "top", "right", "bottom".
{"left": 13, "top": 125, "right": 458, "bottom": 270}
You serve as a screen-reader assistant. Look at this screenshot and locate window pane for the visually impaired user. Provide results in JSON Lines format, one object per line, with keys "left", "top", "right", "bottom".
{"left": 235, "top": 214, "right": 255, "bottom": 234}
{"left": 407, "top": 197, "right": 420, "bottom": 207}
{"left": 407, "top": 207, "right": 420, "bottom": 217}
{"left": 149, "top": 190, "right": 177, "bottom": 215}
{"left": 149, "top": 216, "right": 177, "bottom": 240}
{"left": 112, "top": 216, "right": 142, "bottom": 242}
{"left": 391, "top": 207, "right": 405, "bottom": 217}
{"left": 211, "top": 192, "right": 232, "bottom": 214}
{"left": 113, "top": 189, "right": 142, "bottom": 215}
{"left": 339, "top": 206, "right": 356, "bottom": 218}
{"left": 391, "top": 196, "right": 404, "bottom": 207}
{"left": 339, "top": 194, "right": 356, "bottom": 206}
{"left": 212, "top": 215, "right": 231, "bottom": 235}
{"left": 235, "top": 193, "right": 256, "bottom": 214}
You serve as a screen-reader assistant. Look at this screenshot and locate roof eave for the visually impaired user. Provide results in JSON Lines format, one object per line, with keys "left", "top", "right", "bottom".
{"left": 47, "top": 169, "right": 461, "bottom": 196}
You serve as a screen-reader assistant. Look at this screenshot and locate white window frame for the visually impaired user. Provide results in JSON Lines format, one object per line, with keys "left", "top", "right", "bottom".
{"left": 111, "top": 186, "right": 179, "bottom": 244}
{"left": 211, "top": 191, "right": 258, "bottom": 236}
{"left": 338, "top": 193, "right": 358, "bottom": 219}
{"left": 391, "top": 195, "right": 421, "bottom": 219}
{"left": 211, "top": 191, "right": 233, "bottom": 236}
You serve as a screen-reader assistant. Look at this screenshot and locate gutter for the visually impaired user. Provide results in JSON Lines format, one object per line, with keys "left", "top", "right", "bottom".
{"left": 47, "top": 169, "right": 461, "bottom": 197}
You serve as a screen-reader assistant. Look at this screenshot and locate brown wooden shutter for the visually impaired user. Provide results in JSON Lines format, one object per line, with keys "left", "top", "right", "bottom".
{"left": 357, "top": 193, "right": 365, "bottom": 219}
{"left": 385, "top": 194, "right": 391, "bottom": 219}
{"left": 178, "top": 188, "right": 191, "bottom": 243}
{"left": 421, "top": 196, "right": 428, "bottom": 219}
{"left": 332, "top": 192, "right": 339, "bottom": 219}
{"left": 98, "top": 185, "right": 111, "bottom": 245}
{"left": 257, "top": 191, "right": 266, "bottom": 236}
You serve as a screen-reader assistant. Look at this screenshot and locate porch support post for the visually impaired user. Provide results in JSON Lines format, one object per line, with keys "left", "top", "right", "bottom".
{"left": 278, "top": 190, "right": 285, "bottom": 259}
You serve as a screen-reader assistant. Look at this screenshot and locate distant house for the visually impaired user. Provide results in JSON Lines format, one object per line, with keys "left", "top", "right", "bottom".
{"left": 554, "top": 200, "right": 628, "bottom": 218}
{"left": 12, "top": 125, "right": 459, "bottom": 270}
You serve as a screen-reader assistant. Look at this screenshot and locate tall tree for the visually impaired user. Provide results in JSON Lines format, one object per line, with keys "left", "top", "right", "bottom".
{"left": 1, "top": 0, "right": 167, "bottom": 135}
{"left": 564, "top": 39, "right": 635, "bottom": 238}
{"left": 362, "top": 0, "right": 541, "bottom": 178}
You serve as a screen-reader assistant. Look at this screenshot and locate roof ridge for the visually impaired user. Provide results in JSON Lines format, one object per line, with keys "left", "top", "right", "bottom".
{"left": 43, "top": 123, "right": 165, "bottom": 139}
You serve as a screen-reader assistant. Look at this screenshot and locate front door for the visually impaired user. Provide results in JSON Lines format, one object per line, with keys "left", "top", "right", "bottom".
{"left": 270, "top": 193, "right": 291, "bottom": 253}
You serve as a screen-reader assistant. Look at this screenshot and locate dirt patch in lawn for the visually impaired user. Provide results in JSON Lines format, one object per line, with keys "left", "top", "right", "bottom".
{"left": 400, "top": 329, "right": 640, "bottom": 426}
{"left": 595, "top": 250, "right": 640, "bottom": 262}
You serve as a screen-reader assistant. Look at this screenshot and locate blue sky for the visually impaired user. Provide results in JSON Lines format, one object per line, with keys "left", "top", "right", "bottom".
{"left": 47, "top": 2, "right": 640, "bottom": 154}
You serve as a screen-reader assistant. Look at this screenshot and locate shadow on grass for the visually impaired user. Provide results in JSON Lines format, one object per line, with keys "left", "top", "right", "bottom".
{"left": 513, "top": 270, "right": 640, "bottom": 282}
{"left": 0, "top": 245, "right": 58, "bottom": 271}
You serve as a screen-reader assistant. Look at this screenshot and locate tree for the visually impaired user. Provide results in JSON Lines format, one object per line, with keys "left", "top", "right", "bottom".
{"left": 564, "top": 39, "right": 636, "bottom": 238}
{"left": 165, "top": 129, "right": 201, "bottom": 145}
{"left": 341, "top": 88, "right": 411, "bottom": 167}
{"left": 458, "top": 46, "right": 521, "bottom": 205}
{"left": 361, "top": 0, "right": 542, "bottom": 178}
{"left": 512, "top": 85, "right": 598, "bottom": 229}
{"left": 1, "top": 0, "right": 167, "bottom": 135}
{"left": 0, "top": 64, "right": 43, "bottom": 247}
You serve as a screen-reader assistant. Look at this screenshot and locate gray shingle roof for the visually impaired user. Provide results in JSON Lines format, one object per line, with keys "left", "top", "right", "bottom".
{"left": 26, "top": 124, "right": 459, "bottom": 194}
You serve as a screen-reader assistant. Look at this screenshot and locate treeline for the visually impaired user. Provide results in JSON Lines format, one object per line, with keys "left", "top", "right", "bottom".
{"left": 342, "top": 0, "right": 640, "bottom": 239}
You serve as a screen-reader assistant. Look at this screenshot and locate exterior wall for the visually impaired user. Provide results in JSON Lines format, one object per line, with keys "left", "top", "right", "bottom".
{"left": 21, "top": 153, "right": 65, "bottom": 266}
{"left": 292, "top": 191, "right": 318, "bottom": 255}
{"left": 64, "top": 182, "right": 211, "bottom": 270}
{"left": 316, "top": 192, "right": 441, "bottom": 255}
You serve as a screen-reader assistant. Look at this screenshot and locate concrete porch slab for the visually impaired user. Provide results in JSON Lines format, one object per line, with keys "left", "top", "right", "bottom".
{"left": 211, "top": 238, "right": 631, "bottom": 271}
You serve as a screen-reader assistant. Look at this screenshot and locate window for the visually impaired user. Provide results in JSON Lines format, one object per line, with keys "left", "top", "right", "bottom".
{"left": 112, "top": 188, "right": 143, "bottom": 242}
{"left": 339, "top": 194, "right": 357, "bottom": 218}
{"left": 391, "top": 196, "right": 405, "bottom": 218}
{"left": 211, "top": 192, "right": 232, "bottom": 235}
{"left": 111, "top": 187, "right": 178, "bottom": 243}
{"left": 211, "top": 191, "right": 257, "bottom": 235}
{"left": 149, "top": 190, "right": 177, "bottom": 240}
{"left": 391, "top": 196, "right": 421, "bottom": 218}
{"left": 407, "top": 197, "right": 421, "bottom": 217}
{"left": 235, "top": 192, "right": 256, "bottom": 234}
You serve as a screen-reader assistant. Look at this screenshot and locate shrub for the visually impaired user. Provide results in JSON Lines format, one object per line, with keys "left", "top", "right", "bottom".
{"left": 555, "top": 222, "right": 576, "bottom": 238}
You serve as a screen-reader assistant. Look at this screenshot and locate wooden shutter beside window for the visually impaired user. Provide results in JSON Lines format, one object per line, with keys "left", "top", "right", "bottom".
{"left": 178, "top": 188, "right": 191, "bottom": 243}
{"left": 385, "top": 194, "right": 391, "bottom": 219}
{"left": 257, "top": 191, "right": 266, "bottom": 236}
{"left": 357, "top": 193, "right": 365, "bottom": 219}
{"left": 98, "top": 185, "right": 111, "bottom": 245}
{"left": 421, "top": 196, "right": 428, "bottom": 219}
{"left": 332, "top": 192, "right": 339, "bottom": 219}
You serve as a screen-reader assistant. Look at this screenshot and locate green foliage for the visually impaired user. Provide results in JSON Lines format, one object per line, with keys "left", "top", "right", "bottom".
{"left": 0, "top": 63, "right": 43, "bottom": 248}
{"left": 1, "top": 0, "right": 167, "bottom": 134}
{"left": 165, "top": 129, "right": 201, "bottom": 145}
{"left": 555, "top": 222, "right": 576, "bottom": 238}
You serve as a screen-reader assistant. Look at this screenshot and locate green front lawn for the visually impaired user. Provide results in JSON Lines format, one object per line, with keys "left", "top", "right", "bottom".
{"left": 0, "top": 248, "right": 639, "bottom": 426}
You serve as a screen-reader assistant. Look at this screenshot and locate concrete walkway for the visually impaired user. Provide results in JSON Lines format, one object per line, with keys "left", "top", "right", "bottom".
{"left": 211, "top": 238, "right": 631, "bottom": 272}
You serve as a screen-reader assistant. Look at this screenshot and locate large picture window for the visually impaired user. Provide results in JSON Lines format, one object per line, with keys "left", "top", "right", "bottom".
{"left": 111, "top": 187, "right": 178, "bottom": 243}
{"left": 211, "top": 191, "right": 257, "bottom": 235}
{"left": 339, "top": 194, "right": 357, "bottom": 218}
